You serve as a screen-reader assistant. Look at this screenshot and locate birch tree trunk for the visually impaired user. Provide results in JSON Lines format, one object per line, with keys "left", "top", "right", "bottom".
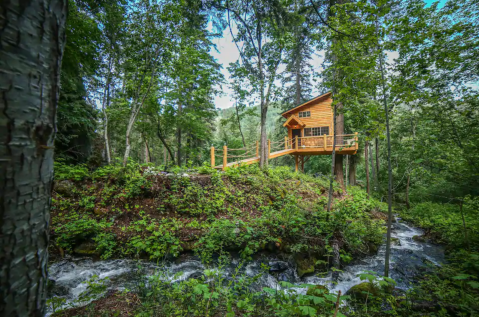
{"left": 177, "top": 103, "right": 182, "bottom": 166}
{"left": 0, "top": 0, "right": 67, "bottom": 315}
{"left": 101, "top": 57, "right": 113, "bottom": 164}
{"left": 365, "top": 140, "right": 370, "bottom": 197}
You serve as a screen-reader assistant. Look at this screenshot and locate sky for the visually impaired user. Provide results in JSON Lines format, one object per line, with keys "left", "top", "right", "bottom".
{"left": 209, "top": 27, "right": 325, "bottom": 110}
{"left": 209, "top": 0, "right": 448, "bottom": 110}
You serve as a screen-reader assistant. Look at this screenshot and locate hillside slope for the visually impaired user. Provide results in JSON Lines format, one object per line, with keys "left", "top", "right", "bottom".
{"left": 51, "top": 163, "right": 385, "bottom": 274}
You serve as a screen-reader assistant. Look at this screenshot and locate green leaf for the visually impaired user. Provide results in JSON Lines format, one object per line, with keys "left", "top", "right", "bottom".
{"left": 299, "top": 305, "right": 317, "bottom": 316}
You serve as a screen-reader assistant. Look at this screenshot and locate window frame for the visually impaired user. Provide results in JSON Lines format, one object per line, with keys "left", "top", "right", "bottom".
{"left": 304, "top": 126, "right": 329, "bottom": 137}
{"left": 298, "top": 111, "right": 311, "bottom": 118}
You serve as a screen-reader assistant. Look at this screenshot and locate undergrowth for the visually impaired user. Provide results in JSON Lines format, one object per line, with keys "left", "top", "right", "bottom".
{"left": 51, "top": 162, "right": 386, "bottom": 267}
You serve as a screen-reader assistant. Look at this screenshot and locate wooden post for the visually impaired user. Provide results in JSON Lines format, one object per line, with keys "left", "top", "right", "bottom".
{"left": 256, "top": 141, "right": 259, "bottom": 157}
{"left": 355, "top": 132, "right": 359, "bottom": 150}
{"left": 210, "top": 147, "right": 215, "bottom": 168}
{"left": 268, "top": 139, "right": 271, "bottom": 158}
{"left": 301, "top": 156, "right": 305, "bottom": 172}
{"left": 295, "top": 155, "right": 299, "bottom": 172}
{"left": 295, "top": 136, "right": 298, "bottom": 150}
{"left": 323, "top": 134, "right": 327, "bottom": 149}
{"left": 285, "top": 136, "right": 288, "bottom": 150}
{"left": 223, "top": 145, "right": 227, "bottom": 171}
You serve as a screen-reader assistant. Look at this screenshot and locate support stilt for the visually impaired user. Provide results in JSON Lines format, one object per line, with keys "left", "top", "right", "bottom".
{"left": 295, "top": 155, "right": 299, "bottom": 172}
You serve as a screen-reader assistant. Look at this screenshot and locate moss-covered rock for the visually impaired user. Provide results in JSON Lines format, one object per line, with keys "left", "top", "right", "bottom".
{"left": 295, "top": 256, "right": 316, "bottom": 277}
{"left": 412, "top": 235, "right": 426, "bottom": 242}
{"left": 345, "top": 282, "right": 380, "bottom": 301}
{"left": 54, "top": 180, "right": 75, "bottom": 197}
{"left": 391, "top": 237, "right": 401, "bottom": 246}
{"left": 74, "top": 241, "right": 100, "bottom": 256}
{"left": 306, "top": 284, "right": 329, "bottom": 297}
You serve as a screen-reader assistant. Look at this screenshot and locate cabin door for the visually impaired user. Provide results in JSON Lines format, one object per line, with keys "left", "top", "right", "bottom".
{"left": 292, "top": 129, "right": 302, "bottom": 147}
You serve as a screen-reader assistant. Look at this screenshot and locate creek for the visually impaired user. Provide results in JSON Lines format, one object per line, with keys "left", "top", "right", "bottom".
{"left": 47, "top": 217, "right": 444, "bottom": 314}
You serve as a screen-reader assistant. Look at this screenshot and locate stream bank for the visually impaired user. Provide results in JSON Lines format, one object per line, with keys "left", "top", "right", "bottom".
{"left": 47, "top": 217, "right": 444, "bottom": 315}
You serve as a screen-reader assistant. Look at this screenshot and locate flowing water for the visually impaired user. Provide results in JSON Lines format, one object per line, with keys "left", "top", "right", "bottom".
{"left": 47, "top": 217, "right": 444, "bottom": 314}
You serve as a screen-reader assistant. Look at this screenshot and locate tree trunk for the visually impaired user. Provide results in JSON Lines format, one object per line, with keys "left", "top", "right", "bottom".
{"left": 459, "top": 201, "right": 469, "bottom": 250}
{"left": 370, "top": 142, "right": 376, "bottom": 189}
{"left": 102, "top": 57, "right": 113, "bottom": 164}
{"left": 405, "top": 173, "right": 411, "bottom": 209}
{"left": 234, "top": 101, "right": 246, "bottom": 148}
{"left": 379, "top": 44, "right": 394, "bottom": 279}
{"left": 259, "top": 103, "right": 268, "bottom": 168}
{"left": 144, "top": 138, "right": 150, "bottom": 163}
{"left": 177, "top": 103, "right": 182, "bottom": 167}
{"left": 365, "top": 140, "right": 370, "bottom": 197}
{"left": 295, "top": 52, "right": 301, "bottom": 105}
{"left": 122, "top": 47, "right": 161, "bottom": 167}
{"left": 375, "top": 137, "right": 380, "bottom": 177}
{"left": 334, "top": 103, "right": 345, "bottom": 189}
{"left": 334, "top": 154, "right": 344, "bottom": 189}
{"left": 157, "top": 120, "right": 175, "bottom": 166}
{"left": 327, "top": 103, "right": 338, "bottom": 214}
{"left": 349, "top": 154, "right": 357, "bottom": 186}
{"left": 0, "top": 0, "right": 67, "bottom": 315}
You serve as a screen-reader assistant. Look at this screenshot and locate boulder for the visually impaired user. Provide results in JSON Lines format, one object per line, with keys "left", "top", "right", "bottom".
{"left": 188, "top": 272, "right": 205, "bottom": 280}
{"left": 54, "top": 180, "right": 75, "bottom": 197}
{"left": 306, "top": 284, "right": 329, "bottom": 297}
{"left": 294, "top": 256, "right": 316, "bottom": 277}
{"left": 345, "top": 282, "right": 379, "bottom": 301}
{"left": 93, "top": 206, "right": 108, "bottom": 216}
{"left": 73, "top": 241, "right": 101, "bottom": 256}
{"left": 412, "top": 235, "right": 426, "bottom": 242}
{"left": 269, "top": 261, "right": 289, "bottom": 272}
{"left": 391, "top": 237, "right": 401, "bottom": 246}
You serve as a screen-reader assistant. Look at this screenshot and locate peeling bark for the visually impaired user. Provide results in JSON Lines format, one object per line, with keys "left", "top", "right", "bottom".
{"left": 0, "top": 0, "right": 67, "bottom": 315}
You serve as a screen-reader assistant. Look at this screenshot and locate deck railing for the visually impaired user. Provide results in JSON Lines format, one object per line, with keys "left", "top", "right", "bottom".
{"left": 286, "top": 133, "right": 358, "bottom": 150}
{"left": 211, "top": 132, "right": 358, "bottom": 170}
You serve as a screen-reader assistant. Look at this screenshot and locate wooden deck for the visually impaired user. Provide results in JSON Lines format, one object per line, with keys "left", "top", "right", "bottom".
{"left": 213, "top": 134, "right": 358, "bottom": 170}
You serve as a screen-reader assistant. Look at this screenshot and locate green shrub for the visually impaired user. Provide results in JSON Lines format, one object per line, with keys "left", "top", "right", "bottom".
{"left": 54, "top": 161, "right": 89, "bottom": 181}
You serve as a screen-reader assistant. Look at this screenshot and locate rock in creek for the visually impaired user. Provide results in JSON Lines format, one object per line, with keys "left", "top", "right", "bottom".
{"left": 268, "top": 261, "right": 289, "bottom": 272}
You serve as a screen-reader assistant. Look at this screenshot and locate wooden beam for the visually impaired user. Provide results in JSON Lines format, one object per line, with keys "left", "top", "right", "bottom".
{"left": 256, "top": 141, "right": 259, "bottom": 157}
{"left": 295, "top": 155, "right": 299, "bottom": 172}
{"left": 323, "top": 134, "right": 327, "bottom": 149}
{"left": 295, "top": 136, "right": 298, "bottom": 150}
{"left": 223, "top": 145, "right": 227, "bottom": 171}
{"left": 211, "top": 147, "right": 215, "bottom": 168}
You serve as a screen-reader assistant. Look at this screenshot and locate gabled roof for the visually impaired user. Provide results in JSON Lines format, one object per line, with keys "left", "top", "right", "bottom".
{"left": 281, "top": 92, "right": 332, "bottom": 117}
{"left": 283, "top": 114, "right": 306, "bottom": 127}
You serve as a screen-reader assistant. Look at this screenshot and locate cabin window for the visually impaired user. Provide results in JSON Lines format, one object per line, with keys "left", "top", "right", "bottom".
{"left": 304, "top": 127, "right": 329, "bottom": 136}
{"left": 298, "top": 111, "right": 311, "bottom": 118}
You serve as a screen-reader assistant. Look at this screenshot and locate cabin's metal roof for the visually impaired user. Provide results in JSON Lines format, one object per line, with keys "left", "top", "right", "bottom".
{"left": 281, "top": 91, "right": 332, "bottom": 117}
